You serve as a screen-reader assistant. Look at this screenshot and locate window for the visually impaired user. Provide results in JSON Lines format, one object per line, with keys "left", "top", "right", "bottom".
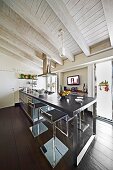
{"left": 46, "top": 76, "right": 57, "bottom": 92}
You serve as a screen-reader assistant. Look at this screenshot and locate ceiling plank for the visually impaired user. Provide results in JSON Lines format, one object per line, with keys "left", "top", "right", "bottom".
{"left": 2, "top": 0, "right": 74, "bottom": 61}
{"left": 0, "top": 46, "right": 42, "bottom": 72}
{"left": 0, "top": 8, "right": 63, "bottom": 65}
{"left": 0, "top": 38, "right": 42, "bottom": 68}
{"left": 0, "top": 28, "right": 43, "bottom": 66}
{"left": 0, "top": 27, "right": 56, "bottom": 69}
{"left": 101, "top": 0, "right": 113, "bottom": 46}
{"left": 46, "top": 0, "right": 90, "bottom": 56}
{"left": 0, "top": 1, "right": 63, "bottom": 65}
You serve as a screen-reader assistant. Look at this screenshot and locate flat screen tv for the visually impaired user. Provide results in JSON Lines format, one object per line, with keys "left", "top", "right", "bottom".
{"left": 67, "top": 75, "right": 80, "bottom": 85}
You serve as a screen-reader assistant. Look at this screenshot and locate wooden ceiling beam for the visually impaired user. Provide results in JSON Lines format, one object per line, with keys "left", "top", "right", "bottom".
{"left": 101, "top": 0, "right": 113, "bottom": 46}
{"left": 0, "top": 1, "right": 63, "bottom": 65}
{"left": 46, "top": 0, "right": 90, "bottom": 56}
{"left": 0, "top": 38, "right": 42, "bottom": 68}
{"left": 2, "top": 0, "right": 74, "bottom": 61}
{"left": 0, "top": 28, "right": 43, "bottom": 66}
{"left": 0, "top": 46, "right": 42, "bottom": 72}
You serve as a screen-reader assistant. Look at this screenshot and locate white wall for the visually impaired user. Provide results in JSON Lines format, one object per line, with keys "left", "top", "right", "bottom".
{"left": 96, "top": 60, "right": 112, "bottom": 120}
{"left": 62, "top": 67, "right": 88, "bottom": 90}
{"left": 0, "top": 54, "right": 46, "bottom": 108}
{"left": 88, "top": 64, "right": 95, "bottom": 97}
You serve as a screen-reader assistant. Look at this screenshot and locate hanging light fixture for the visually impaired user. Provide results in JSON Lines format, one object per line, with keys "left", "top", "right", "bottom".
{"left": 58, "top": 29, "right": 65, "bottom": 58}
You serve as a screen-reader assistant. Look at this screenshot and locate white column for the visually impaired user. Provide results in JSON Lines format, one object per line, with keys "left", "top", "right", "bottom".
{"left": 88, "top": 64, "right": 95, "bottom": 97}
{"left": 88, "top": 64, "right": 95, "bottom": 112}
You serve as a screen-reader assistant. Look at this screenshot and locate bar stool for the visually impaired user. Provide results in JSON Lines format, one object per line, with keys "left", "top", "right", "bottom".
{"left": 28, "top": 101, "right": 48, "bottom": 137}
{"left": 56, "top": 115, "right": 74, "bottom": 137}
{"left": 75, "top": 97, "right": 89, "bottom": 132}
{"left": 40, "top": 106, "right": 69, "bottom": 168}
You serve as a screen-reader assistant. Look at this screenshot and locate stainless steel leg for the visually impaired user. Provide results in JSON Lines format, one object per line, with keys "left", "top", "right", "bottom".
{"left": 53, "top": 122, "right": 56, "bottom": 167}
{"left": 66, "top": 116, "right": 69, "bottom": 137}
{"left": 93, "top": 102, "right": 96, "bottom": 134}
{"left": 78, "top": 112, "right": 82, "bottom": 130}
{"left": 37, "top": 108, "right": 40, "bottom": 120}
{"left": 73, "top": 113, "right": 78, "bottom": 166}
{"left": 77, "top": 102, "right": 96, "bottom": 166}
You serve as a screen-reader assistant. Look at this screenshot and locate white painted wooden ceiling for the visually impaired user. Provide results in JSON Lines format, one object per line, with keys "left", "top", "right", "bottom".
{"left": 0, "top": 0, "right": 113, "bottom": 69}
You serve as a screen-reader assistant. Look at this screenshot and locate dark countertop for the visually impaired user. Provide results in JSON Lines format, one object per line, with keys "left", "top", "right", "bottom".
{"left": 20, "top": 90, "right": 96, "bottom": 118}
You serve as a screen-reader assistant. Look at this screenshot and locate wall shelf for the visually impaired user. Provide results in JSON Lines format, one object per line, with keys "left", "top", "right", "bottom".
{"left": 18, "top": 74, "right": 37, "bottom": 80}
{"left": 18, "top": 78, "right": 37, "bottom": 80}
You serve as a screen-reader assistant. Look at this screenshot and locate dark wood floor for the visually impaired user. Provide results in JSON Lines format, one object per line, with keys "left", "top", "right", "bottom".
{"left": 0, "top": 106, "right": 113, "bottom": 170}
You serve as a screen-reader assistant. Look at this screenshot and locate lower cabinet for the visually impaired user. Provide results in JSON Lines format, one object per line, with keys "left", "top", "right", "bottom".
{"left": 19, "top": 91, "right": 33, "bottom": 121}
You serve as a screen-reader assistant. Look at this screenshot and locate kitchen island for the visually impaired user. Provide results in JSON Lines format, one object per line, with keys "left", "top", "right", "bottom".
{"left": 19, "top": 90, "right": 96, "bottom": 167}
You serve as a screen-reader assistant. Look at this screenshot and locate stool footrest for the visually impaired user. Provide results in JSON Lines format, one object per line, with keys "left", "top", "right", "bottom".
{"left": 78, "top": 123, "right": 89, "bottom": 132}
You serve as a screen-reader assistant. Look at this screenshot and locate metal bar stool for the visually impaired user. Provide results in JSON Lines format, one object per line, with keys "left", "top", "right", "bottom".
{"left": 75, "top": 97, "right": 89, "bottom": 132}
{"left": 40, "top": 106, "right": 69, "bottom": 168}
{"left": 29, "top": 101, "right": 48, "bottom": 137}
{"left": 56, "top": 115, "right": 75, "bottom": 137}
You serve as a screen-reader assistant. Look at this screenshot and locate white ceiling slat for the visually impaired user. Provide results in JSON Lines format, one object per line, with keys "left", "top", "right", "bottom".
{"left": 66, "top": 43, "right": 78, "bottom": 50}
{"left": 82, "top": 21, "right": 107, "bottom": 38}
{"left": 0, "top": 38, "right": 42, "bottom": 66}
{"left": 81, "top": 15, "right": 106, "bottom": 34}
{"left": 66, "top": 0, "right": 79, "bottom": 10}
{"left": 36, "top": 0, "right": 48, "bottom": 19}
{"left": 62, "top": 0, "right": 70, "bottom": 5}
{"left": 101, "top": 0, "right": 113, "bottom": 46}
{"left": 37, "top": 0, "right": 74, "bottom": 62}
{"left": 84, "top": 26, "right": 108, "bottom": 40}
{"left": 71, "top": 48, "right": 81, "bottom": 54}
{"left": 70, "top": 0, "right": 90, "bottom": 17}
{"left": 87, "top": 32, "right": 109, "bottom": 44}
{"left": 50, "top": 17, "right": 60, "bottom": 32}
{"left": 0, "top": 46, "right": 42, "bottom": 72}
{"left": 86, "top": 30, "right": 108, "bottom": 43}
{"left": 75, "top": 1, "right": 102, "bottom": 26}
{"left": 41, "top": 5, "right": 52, "bottom": 23}
{"left": 25, "top": 0, "right": 33, "bottom": 8}
{"left": 1, "top": 0, "right": 110, "bottom": 63}
{"left": 45, "top": 11, "right": 56, "bottom": 26}
{"left": 0, "top": 28, "right": 43, "bottom": 65}
{"left": 0, "top": 47, "right": 30, "bottom": 65}
{"left": 1, "top": 1, "right": 10, "bottom": 16}
{"left": 3, "top": 0, "right": 74, "bottom": 61}
{"left": 0, "top": 8, "right": 63, "bottom": 65}
{"left": 31, "top": 0, "right": 42, "bottom": 16}
{"left": 88, "top": 34, "right": 109, "bottom": 46}
{"left": 35, "top": 0, "right": 43, "bottom": 15}
{"left": 1, "top": 2, "right": 63, "bottom": 65}
{"left": 64, "top": 0, "right": 109, "bottom": 47}
{"left": 78, "top": 9, "right": 104, "bottom": 30}
{"left": 23, "top": 0, "right": 34, "bottom": 12}
{"left": 0, "top": 42, "right": 42, "bottom": 68}
{"left": 64, "top": 38, "right": 75, "bottom": 46}
{"left": 46, "top": 0, "right": 90, "bottom": 56}
{"left": 74, "top": 0, "right": 100, "bottom": 22}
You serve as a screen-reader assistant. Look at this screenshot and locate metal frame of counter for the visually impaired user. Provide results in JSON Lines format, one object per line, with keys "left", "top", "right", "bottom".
{"left": 19, "top": 90, "right": 96, "bottom": 167}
